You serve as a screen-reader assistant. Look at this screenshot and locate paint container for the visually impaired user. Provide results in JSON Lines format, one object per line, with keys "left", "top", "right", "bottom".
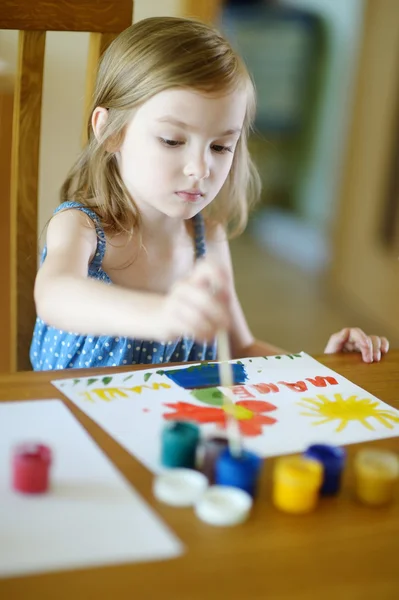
{"left": 12, "top": 443, "right": 52, "bottom": 494}
{"left": 153, "top": 469, "right": 208, "bottom": 507}
{"left": 273, "top": 456, "right": 323, "bottom": 514}
{"left": 354, "top": 449, "right": 399, "bottom": 506}
{"left": 160, "top": 421, "right": 200, "bottom": 469}
{"left": 215, "top": 448, "right": 263, "bottom": 497}
{"left": 304, "top": 444, "right": 346, "bottom": 495}
{"left": 195, "top": 485, "right": 253, "bottom": 527}
{"left": 198, "top": 436, "right": 229, "bottom": 483}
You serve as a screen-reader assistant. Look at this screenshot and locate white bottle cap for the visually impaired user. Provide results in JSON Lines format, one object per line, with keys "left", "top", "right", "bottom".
{"left": 195, "top": 485, "right": 253, "bottom": 526}
{"left": 153, "top": 468, "right": 208, "bottom": 507}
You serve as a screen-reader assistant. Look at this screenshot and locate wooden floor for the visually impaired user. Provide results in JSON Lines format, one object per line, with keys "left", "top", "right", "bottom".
{"left": 230, "top": 233, "right": 395, "bottom": 355}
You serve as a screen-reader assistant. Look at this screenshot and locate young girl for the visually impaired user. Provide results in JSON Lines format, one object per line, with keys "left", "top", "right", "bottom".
{"left": 30, "top": 17, "right": 389, "bottom": 371}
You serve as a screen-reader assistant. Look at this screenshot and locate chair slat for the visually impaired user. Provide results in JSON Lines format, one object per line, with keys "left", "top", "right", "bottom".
{"left": 2, "top": 1, "right": 133, "bottom": 372}
{"left": 10, "top": 30, "right": 46, "bottom": 371}
{"left": 0, "top": 83, "right": 13, "bottom": 373}
{"left": 183, "top": 0, "right": 223, "bottom": 23}
{"left": 0, "top": 0, "right": 133, "bottom": 33}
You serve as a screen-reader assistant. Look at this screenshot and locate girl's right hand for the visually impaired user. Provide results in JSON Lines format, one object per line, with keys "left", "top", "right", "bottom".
{"left": 157, "top": 260, "right": 231, "bottom": 342}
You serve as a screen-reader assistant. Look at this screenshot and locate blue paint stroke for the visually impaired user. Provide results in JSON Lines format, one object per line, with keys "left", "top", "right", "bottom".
{"left": 163, "top": 362, "right": 248, "bottom": 389}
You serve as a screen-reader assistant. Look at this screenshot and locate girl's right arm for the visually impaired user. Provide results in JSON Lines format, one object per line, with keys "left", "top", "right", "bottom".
{"left": 34, "top": 210, "right": 230, "bottom": 342}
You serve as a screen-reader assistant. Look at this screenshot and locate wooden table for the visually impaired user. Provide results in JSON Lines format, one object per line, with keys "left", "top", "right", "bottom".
{"left": 1, "top": 352, "right": 399, "bottom": 600}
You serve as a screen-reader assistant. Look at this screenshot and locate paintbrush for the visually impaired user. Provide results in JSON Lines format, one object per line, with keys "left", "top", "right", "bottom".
{"left": 216, "top": 329, "right": 242, "bottom": 458}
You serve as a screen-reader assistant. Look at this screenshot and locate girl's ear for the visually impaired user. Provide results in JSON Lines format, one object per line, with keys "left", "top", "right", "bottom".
{"left": 91, "top": 106, "right": 108, "bottom": 142}
{"left": 91, "top": 106, "right": 122, "bottom": 152}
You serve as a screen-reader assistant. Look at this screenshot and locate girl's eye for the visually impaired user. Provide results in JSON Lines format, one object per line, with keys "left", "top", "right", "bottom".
{"left": 212, "top": 144, "right": 233, "bottom": 154}
{"left": 160, "top": 138, "right": 184, "bottom": 147}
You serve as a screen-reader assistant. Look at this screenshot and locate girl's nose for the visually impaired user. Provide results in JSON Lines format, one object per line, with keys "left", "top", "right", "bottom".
{"left": 183, "top": 154, "right": 210, "bottom": 180}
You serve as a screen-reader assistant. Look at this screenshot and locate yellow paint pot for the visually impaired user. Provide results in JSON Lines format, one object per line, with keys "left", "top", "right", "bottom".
{"left": 354, "top": 449, "right": 399, "bottom": 506}
{"left": 273, "top": 456, "right": 323, "bottom": 514}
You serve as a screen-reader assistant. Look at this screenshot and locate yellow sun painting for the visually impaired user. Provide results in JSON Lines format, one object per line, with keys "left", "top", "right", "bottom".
{"left": 298, "top": 394, "right": 399, "bottom": 432}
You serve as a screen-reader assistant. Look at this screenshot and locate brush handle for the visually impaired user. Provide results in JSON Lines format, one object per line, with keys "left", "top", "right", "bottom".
{"left": 216, "top": 330, "right": 242, "bottom": 458}
{"left": 217, "top": 330, "right": 234, "bottom": 387}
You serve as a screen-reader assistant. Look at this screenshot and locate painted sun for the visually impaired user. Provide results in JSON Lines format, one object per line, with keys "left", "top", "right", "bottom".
{"left": 298, "top": 393, "right": 399, "bottom": 432}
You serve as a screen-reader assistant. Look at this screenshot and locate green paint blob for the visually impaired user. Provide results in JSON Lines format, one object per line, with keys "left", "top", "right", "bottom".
{"left": 191, "top": 388, "right": 224, "bottom": 406}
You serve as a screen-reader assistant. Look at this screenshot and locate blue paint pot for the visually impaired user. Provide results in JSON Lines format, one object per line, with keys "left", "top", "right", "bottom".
{"left": 161, "top": 421, "right": 200, "bottom": 469}
{"left": 215, "top": 448, "right": 263, "bottom": 497}
{"left": 304, "top": 444, "right": 346, "bottom": 495}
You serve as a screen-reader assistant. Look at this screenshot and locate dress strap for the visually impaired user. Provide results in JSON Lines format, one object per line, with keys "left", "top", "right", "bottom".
{"left": 193, "top": 212, "right": 206, "bottom": 259}
{"left": 54, "top": 201, "right": 106, "bottom": 271}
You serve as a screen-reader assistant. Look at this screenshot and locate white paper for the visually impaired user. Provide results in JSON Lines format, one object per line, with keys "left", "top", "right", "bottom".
{"left": 53, "top": 353, "right": 399, "bottom": 474}
{"left": 0, "top": 400, "right": 183, "bottom": 578}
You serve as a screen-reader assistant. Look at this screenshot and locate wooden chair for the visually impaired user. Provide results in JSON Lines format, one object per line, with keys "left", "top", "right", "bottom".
{"left": 0, "top": 0, "right": 133, "bottom": 372}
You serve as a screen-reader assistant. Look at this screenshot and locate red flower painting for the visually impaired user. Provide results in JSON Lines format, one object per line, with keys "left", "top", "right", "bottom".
{"left": 163, "top": 400, "right": 277, "bottom": 436}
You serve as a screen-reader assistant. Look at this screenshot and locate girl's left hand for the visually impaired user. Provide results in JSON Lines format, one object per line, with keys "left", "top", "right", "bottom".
{"left": 324, "top": 327, "right": 389, "bottom": 363}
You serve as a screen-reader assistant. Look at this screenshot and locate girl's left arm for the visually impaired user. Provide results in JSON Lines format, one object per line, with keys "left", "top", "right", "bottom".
{"left": 210, "top": 233, "right": 389, "bottom": 362}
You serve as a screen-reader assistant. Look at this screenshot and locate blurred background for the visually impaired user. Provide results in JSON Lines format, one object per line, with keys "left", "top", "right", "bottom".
{"left": 0, "top": 0, "right": 398, "bottom": 364}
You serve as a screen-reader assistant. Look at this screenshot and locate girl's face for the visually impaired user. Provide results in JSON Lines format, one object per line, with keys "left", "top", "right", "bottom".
{"left": 117, "top": 87, "right": 247, "bottom": 221}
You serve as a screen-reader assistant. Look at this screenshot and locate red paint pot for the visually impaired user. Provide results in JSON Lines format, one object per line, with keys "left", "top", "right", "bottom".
{"left": 12, "top": 443, "right": 52, "bottom": 494}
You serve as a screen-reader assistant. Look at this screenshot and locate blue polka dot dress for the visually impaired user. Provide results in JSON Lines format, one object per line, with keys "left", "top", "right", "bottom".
{"left": 30, "top": 201, "right": 217, "bottom": 371}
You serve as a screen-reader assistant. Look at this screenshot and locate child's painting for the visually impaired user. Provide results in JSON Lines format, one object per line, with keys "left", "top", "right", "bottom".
{"left": 53, "top": 353, "right": 399, "bottom": 474}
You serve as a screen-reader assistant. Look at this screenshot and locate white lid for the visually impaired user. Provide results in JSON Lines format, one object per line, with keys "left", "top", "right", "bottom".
{"left": 195, "top": 485, "right": 253, "bottom": 527}
{"left": 153, "top": 469, "right": 208, "bottom": 507}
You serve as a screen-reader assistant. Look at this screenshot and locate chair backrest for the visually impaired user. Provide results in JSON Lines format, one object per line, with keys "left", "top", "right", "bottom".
{"left": 0, "top": 0, "right": 133, "bottom": 372}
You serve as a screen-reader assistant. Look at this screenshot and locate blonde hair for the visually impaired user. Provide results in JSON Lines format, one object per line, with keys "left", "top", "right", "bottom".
{"left": 61, "top": 16, "right": 261, "bottom": 238}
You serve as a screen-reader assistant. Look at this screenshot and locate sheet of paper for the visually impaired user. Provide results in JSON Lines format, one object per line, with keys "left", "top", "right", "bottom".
{"left": 0, "top": 400, "right": 182, "bottom": 579}
{"left": 53, "top": 353, "right": 399, "bottom": 474}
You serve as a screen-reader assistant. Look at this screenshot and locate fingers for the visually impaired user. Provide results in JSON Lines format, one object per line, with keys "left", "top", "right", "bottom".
{"left": 190, "top": 259, "right": 229, "bottom": 300}
{"left": 324, "top": 328, "right": 350, "bottom": 354}
{"left": 163, "top": 261, "right": 232, "bottom": 341}
{"left": 172, "top": 281, "right": 230, "bottom": 340}
{"left": 324, "top": 327, "right": 390, "bottom": 363}
{"left": 348, "top": 328, "right": 374, "bottom": 363}
{"left": 380, "top": 336, "right": 389, "bottom": 354}
{"left": 348, "top": 329, "right": 390, "bottom": 362}
{"left": 369, "top": 335, "right": 389, "bottom": 361}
